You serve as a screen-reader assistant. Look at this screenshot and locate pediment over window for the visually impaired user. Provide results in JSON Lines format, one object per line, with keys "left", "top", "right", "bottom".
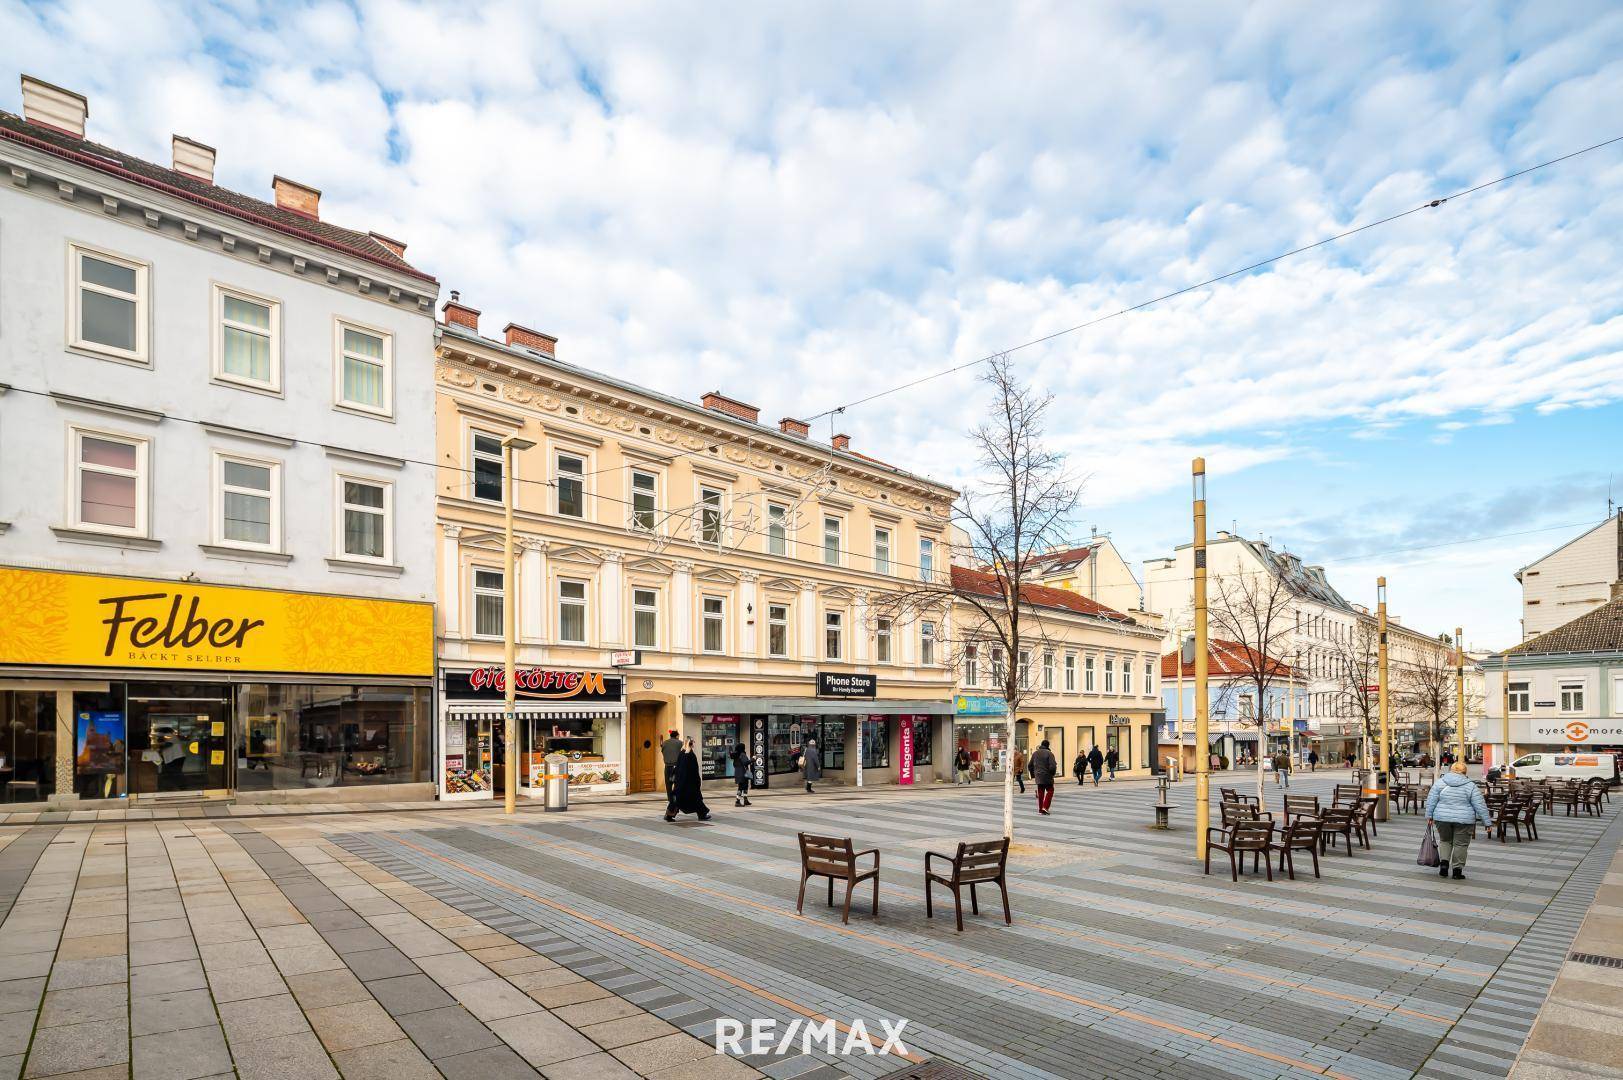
{"left": 625, "top": 557, "right": 673, "bottom": 576}
{"left": 696, "top": 567, "right": 740, "bottom": 585}
{"left": 549, "top": 545, "right": 604, "bottom": 566}
{"left": 761, "top": 576, "right": 801, "bottom": 594}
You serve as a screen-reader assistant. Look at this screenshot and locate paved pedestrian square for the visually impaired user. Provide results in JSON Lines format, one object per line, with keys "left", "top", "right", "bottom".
{"left": 0, "top": 773, "right": 1617, "bottom": 1079}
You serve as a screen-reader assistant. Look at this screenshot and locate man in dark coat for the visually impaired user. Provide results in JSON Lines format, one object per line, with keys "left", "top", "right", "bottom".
{"left": 661, "top": 730, "right": 683, "bottom": 812}
{"left": 1087, "top": 746, "right": 1104, "bottom": 786}
{"left": 666, "top": 738, "right": 710, "bottom": 822}
{"left": 1029, "top": 739, "right": 1059, "bottom": 814}
{"left": 1105, "top": 746, "right": 1120, "bottom": 780}
{"left": 1073, "top": 751, "right": 1086, "bottom": 785}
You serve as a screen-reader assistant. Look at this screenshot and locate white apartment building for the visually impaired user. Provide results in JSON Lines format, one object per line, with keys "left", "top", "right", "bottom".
{"left": 1515, "top": 514, "right": 1621, "bottom": 639}
{"left": 0, "top": 75, "right": 439, "bottom": 807}
{"left": 1024, "top": 533, "right": 1152, "bottom": 619}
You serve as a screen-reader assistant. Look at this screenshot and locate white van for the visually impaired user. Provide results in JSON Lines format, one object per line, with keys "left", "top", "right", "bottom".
{"left": 1508, "top": 752, "right": 1620, "bottom": 783}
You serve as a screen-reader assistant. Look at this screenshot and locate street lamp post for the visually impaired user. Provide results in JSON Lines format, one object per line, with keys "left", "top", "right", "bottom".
{"left": 501, "top": 435, "right": 536, "bottom": 816}
{"left": 1193, "top": 459, "right": 1210, "bottom": 860}
{"left": 1375, "top": 576, "right": 1390, "bottom": 821}
{"left": 1454, "top": 625, "right": 1467, "bottom": 767}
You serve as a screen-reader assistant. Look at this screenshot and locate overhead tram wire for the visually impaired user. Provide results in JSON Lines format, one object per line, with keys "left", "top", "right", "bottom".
{"left": 802, "top": 132, "right": 1623, "bottom": 422}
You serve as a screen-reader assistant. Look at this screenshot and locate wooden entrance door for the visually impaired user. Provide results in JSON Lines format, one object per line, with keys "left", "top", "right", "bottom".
{"left": 629, "top": 704, "right": 661, "bottom": 793}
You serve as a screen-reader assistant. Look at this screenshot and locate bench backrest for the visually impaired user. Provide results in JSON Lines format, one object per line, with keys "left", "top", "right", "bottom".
{"left": 953, "top": 838, "right": 1009, "bottom": 883}
{"left": 1285, "top": 819, "right": 1319, "bottom": 845}
{"left": 1319, "top": 807, "right": 1353, "bottom": 829}
{"left": 799, "top": 833, "right": 856, "bottom": 877}
{"left": 1284, "top": 795, "right": 1320, "bottom": 816}
{"left": 1221, "top": 802, "right": 1260, "bottom": 827}
{"left": 1333, "top": 784, "right": 1361, "bottom": 805}
{"left": 1231, "top": 821, "right": 1273, "bottom": 848}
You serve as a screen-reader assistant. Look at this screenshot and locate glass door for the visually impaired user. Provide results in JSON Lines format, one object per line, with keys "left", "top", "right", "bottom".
{"left": 128, "top": 687, "right": 231, "bottom": 798}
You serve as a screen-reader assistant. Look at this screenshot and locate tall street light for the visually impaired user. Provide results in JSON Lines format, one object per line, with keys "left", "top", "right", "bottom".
{"left": 1454, "top": 625, "right": 1467, "bottom": 766}
{"left": 1375, "top": 576, "right": 1390, "bottom": 821}
{"left": 1192, "top": 459, "right": 1210, "bottom": 859}
{"left": 501, "top": 434, "right": 536, "bottom": 816}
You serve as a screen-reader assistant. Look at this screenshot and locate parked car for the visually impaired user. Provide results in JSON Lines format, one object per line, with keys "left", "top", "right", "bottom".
{"left": 1507, "top": 752, "right": 1620, "bottom": 784}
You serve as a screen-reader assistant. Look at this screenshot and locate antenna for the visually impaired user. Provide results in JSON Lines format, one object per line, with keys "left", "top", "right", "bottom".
{"left": 1608, "top": 473, "right": 1615, "bottom": 519}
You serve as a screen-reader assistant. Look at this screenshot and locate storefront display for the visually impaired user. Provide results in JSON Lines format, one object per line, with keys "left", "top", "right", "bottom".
{"left": 701, "top": 717, "right": 741, "bottom": 779}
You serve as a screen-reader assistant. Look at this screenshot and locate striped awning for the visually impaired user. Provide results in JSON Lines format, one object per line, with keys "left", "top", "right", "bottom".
{"left": 447, "top": 706, "right": 623, "bottom": 722}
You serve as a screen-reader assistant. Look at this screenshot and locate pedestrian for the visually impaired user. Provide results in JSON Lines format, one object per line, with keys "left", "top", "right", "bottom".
{"left": 800, "top": 736, "right": 821, "bottom": 793}
{"left": 1029, "top": 739, "right": 1058, "bottom": 814}
{"left": 1087, "top": 745, "right": 1104, "bottom": 786}
{"left": 1307, "top": 749, "right": 1318, "bottom": 772}
{"left": 1073, "top": 751, "right": 1086, "bottom": 786}
{"left": 955, "top": 746, "right": 973, "bottom": 785}
{"left": 729, "top": 740, "right": 752, "bottom": 807}
{"left": 1104, "top": 746, "right": 1119, "bottom": 781}
{"left": 1424, "top": 760, "right": 1492, "bottom": 880}
{"left": 661, "top": 729, "right": 683, "bottom": 814}
{"left": 1273, "top": 750, "right": 1290, "bottom": 788}
{"left": 665, "top": 738, "right": 710, "bottom": 822}
{"left": 1011, "top": 746, "right": 1027, "bottom": 794}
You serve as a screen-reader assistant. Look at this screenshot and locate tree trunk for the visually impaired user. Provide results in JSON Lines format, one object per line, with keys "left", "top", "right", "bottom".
{"left": 1255, "top": 735, "right": 1266, "bottom": 811}
{"left": 1003, "top": 708, "right": 1015, "bottom": 840}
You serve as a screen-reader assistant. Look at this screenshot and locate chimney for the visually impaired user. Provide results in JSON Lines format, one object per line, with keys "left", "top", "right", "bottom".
{"left": 779, "top": 417, "right": 809, "bottom": 438}
{"left": 441, "top": 291, "right": 479, "bottom": 332}
{"left": 20, "top": 75, "right": 87, "bottom": 138}
{"left": 831, "top": 433, "right": 851, "bottom": 451}
{"left": 171, "top": 135, "right": 215, "bottom": 183}
{"left": 503, "top": 323, "right": 557, "bottom": 354}
{"left": 271, "top": 175, "right": 320, "bottom": 219}
{"left": 368, "top": 231, "right": 407, "bottom": 258}
{"left": 701, "top": 392, "right": 761, "bottom": 424}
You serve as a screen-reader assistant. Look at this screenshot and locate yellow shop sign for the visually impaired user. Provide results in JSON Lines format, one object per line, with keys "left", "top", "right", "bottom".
{"left": 0, "top": 567, "right": 433, "bottom": 677}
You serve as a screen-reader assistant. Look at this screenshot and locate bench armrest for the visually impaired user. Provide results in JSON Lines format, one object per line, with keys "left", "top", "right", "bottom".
{"left": 854, "top": 848, "right": 880, "bottom": 868}
{"left": 924, "top": 850, "right": 949, "bottom": 871}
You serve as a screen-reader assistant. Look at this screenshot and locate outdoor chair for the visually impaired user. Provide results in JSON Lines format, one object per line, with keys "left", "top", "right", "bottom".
{"left": 1271, "top": 818, "right": 1321, "bottom": 880}
{"left": 1348, "top": 798, "right": 1377, "bottom": 848}
{"left": 1283, "top": 794, "right": 1321, "bottom": 825}
{"left": 1332, "top": 784, "right": 1363, "bottom": 807}
{"left": 796, "top": 833, "right": 879, "bottom": 924}
{"left": 1206, "top": 819, "right": 1275, "bottom": 882}
{"left": 1390, "top": 779, "right": 1420, "bottom": 814}
{"left": 1517, "top": 797, "right": 1540, "bottom": 841}
{"left": 1317, "top": 807, "right": 1357, "bottom": 856}
{"left": 1583, "top": 779, "right": 1606, "bottom": 816}
{"left": 1220, "top": 802, "right": 1269, "bottom": 829}
{"left": 1491, "top": 796, "right": 1528, "bottom": 842}
{"left": 1554, "top": 781, "right": 1583, "bottom": 817}
{"left": 924, "top": 838, "right": 1011, "bottom": 932}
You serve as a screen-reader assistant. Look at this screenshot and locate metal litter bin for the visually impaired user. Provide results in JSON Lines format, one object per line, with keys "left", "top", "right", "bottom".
{"left": 544, "top": 752, "right": 569, "bottom": 812}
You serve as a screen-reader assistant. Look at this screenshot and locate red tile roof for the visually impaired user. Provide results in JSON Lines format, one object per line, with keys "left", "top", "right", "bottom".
{"left": 1032, "top": 545, "right": 1093, "bottom": 568}
{"left": 0, "top": 111, "right": 434, "bottom": 283}
{"left": 1160, "top": 639, "right": 1298, "bottom": 679}
{"left": 951, "top": 565, "right": 1134, "bottom": 623}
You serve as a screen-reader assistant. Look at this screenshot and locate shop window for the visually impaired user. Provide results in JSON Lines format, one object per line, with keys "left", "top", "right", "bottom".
{"left": 233, "top": 683, "right": 429, "bottom": 791}
{"left": 633, "top": 588, "right": 659, "bottom": 649}
{"left": 874, "top": 528, "right": 891, "bottom": 574}
{"left": 558, "top": 579, "right": 588, "bottom": 643}
{"left": 767, "top": 714, "right": 809, "bottom": 774}
{"left": 1064, "top": 653, "right": 1077, "bottom": 691}
{"left": 703, "top": 596, "right": 726, "bottom": 653}
{"left": 823, "top": 516, "right": 841, "bottom": 565}
{"left": 472, "top": 568, "right": 504, "bottom": 638}
{"left": 875, "top": 618, "right": 892, "bottom": 663}
{"left": 767, "top": 502, "right": 788, "bottom": 556}
{"left": 1508, "top": 681, "right": 1530, "bottom": 713}
{"left": 71, "top": 427, "right": 148, "bottom": 535}
{"left": 698, "top": 486, "right": 724, "bottom": 544}
{"left": 920, "top": 621, "right": 936, "bottom": 666}
{"left": 825, "top": 611, "right": 843, "bottom": 660}
{"left": 701, "top": 717, "right": 741, "bottom": 779}
{"left": 911, "top": 717, "right": 933, "bottom": 765}
{"left": 0, "top": 689, "right": 58, "bottom": 801}
{"left": 215, "top": 454, "right": 279, "bottom": 551}
{"left": 768, "top": 603, "right": 790, "bottom": 657}
{"left": 71, "top": 688, "right": 125, "bottom": 799}
{"left": 336, "top": 322, "right": 391, "bottom": 416}
{"left": 337, "top": 476, "right": 391, "bottom": 562}
{"left": 214, "top": 285, "right": 279, "bottom": 391}
{"left": 556, "top": 453, "right": 585, "bottom": 518}
{"left": 817, "top": 718, "right": 848, "bottom": 770}
{"left": 70, "top": 243, "right": 148, "bottom": 363}
{"left": 631, "top": 470, "right": 657, "bottom": 531}
{"left": 1106, "top": 726, "right": 1131, "bottom": 770}
{"left": 861, "top": 718, "right": 889, "bottom": 769}
{"left": 472, "top": 433, "right": 504, "bottom": 502}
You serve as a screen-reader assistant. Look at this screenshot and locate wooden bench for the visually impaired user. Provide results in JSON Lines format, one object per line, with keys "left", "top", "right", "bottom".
{"left": 796, "top": 832, "right": 879, "bottom": 924}
{"left": 924, "top": 838, "right": 1011, "bottom": 932}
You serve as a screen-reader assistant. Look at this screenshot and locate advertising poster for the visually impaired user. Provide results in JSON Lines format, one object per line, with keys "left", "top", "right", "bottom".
{"left": 898, "top": 717, "right": 915, "bottom": 785}
{"left": 75, "top": 710, "right": 125, "bottom": 775}
{"left": 750, "top": 717, "right": 768, "bottom": 788}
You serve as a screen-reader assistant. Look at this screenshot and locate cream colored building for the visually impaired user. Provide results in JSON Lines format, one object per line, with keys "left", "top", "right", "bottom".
{"left": 432, "top": 297, "right": 960, "bottom": 801}
{"left": 1025, "top": 535, "right": 1154, "bottom": 621}
{"left": 1516, "top": 515, "right": 1621, "bottom": 639}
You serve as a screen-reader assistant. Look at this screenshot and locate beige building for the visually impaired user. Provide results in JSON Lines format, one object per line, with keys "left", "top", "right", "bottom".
{"left": 432, "top": 296, "right": 960, "bottom": 802}
{"left": 1025, "top": 534, "right": 1153, "bottom": 620}
{"left": 1516, "top": 515, "right": 1621, "bottom": 639}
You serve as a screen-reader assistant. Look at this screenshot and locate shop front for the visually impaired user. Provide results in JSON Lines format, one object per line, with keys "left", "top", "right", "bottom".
{"left": 438, "top": 666, "right": 625, "bottom": 801}
{"left": 0, "top": 567, "right": 434, "bottom": 807}
{"left": 954, "top": 694, "right": 1010, "bottom": 777}
{"left": 1480, "top": 716, "right": 1623, "bottom": 772}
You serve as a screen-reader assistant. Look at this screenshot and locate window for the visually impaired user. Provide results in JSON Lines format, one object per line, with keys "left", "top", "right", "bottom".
{"left": 823, "top": 516, "right": 841, "bottom": 565}
{"left": 1019, "top": 650, "right": 1032, "bottom": 689}
{"left": 1104, "top": 657, "right": 1115, "bottom": 693}
{"left": 70, "top": 245, "right": 147, "bottom": 363}
{"left": 71, "top": 429, "right": 147, "bottom": 534}
{"left": 1123, "top": 659, "right": 1133, "bottom": 695}
{"left": 825, "top": 612, "right": 843, "bottom": 660}
{"left": 875, "top": 618, "right": 892, "bottom": 663}
{"left": 767, "top": 503, "right": 788, "bottom": 556}
{"left": 919, "top": 538, "right": 935, "bottom": 581}
{"left": 337, "top": 477, "right": 391, "bottom": 561}
{"left": 991, "top": 647, "right": 1006, "bottom": 687}
{"left": 215, "top": 455, "right": 279, "bottom": 550}
{"left": 631, "top": 470, "right": 657, "bottom": 531}
{"left": 1042, "top": 650, "right": 1055, "bottom": 691}
{"left": 1144, "top": 658, "right": 1154, "bottom": 696}
{"left": 1064, "top": 653, "right": 1077, "bottom": 691}
{"left": 702, "top": 596, "right": 726, "bottom": 653}
{"left": 632, "top": 589, "right": 658, "bottom": 649}
{"left": 874, "top": 528, "right": 891, "bottom": 574}
{"left": 912, "top": 717, "right": 933, "bottom": 765}
{"left": 472, "top": 569, "right": 503, "bottom": 638}
{"left": 556, "top": 454, "right": 584, "bottom": 518}
{"left": 861, "top": 718, "right": 889, "bottom": 769}
{"left": 699, "top": 487, "right": 723, "bottom": 544}
{"left": 1560, "top": 682, "right": 1585, "bottom": 713}
{"left": 964, "top": 645, "right": 978, "bottom": 687}
{"left": 335, "top": 322, "right": 391, "bottom": 414}
{"left": 768, "top": 603, "right": 790, "bottom": 657}
{"left": 1085, "top": 655, "right": 1096, "bottom": 692}
{"left": 472, "top": 433, "right": 504, "bottom": 502}
{"left": 214, "top": 286, "right": 279, "bottom": 390}
{"left": 558, "top": 580, "right": 588, "bottom": 644}
{"left": 1508, "top": 681, "right": 1530, "bottom": 713}
{"left": 921, "top": 621, "right": 936, "bottom": 666}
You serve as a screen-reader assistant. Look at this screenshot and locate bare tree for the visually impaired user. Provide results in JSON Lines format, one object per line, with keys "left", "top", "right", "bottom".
{"left": 1327, "top": 619, "right": 1381, "bottom": 768}
{"left": 1397, "top": 637, "right": 1481, "bottom": 783}
{"left": 1208, "top": 571, "right": 1297, "bottom": 808}
{"left": 869, "top": 353, "right": 1080, "bottom": 841}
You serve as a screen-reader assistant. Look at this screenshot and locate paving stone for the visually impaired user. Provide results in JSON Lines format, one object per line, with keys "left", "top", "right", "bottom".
{"left": 341, "top": 946, "right": 419, "bottom": 982}
{"left": 205, "top": 962, "right": 285, "bottom": 1004}
{"left": 609, "top": 1032, "right": 712, "bottom": 1074}
{"left": 230, "top": 1030, "right": 338, "bottom": 1080}
{"left": 537, "top": 1051, "right": 640, "bottom": 1079}
{"left": 487, "top": 1012, "right": 599, "bottom": 1068}
{"left": 394, "top": 1005, "right": 503, "bottom": 1059}
{"left": 366, "top": 973, "right": 455, "bottom": 1016}
{"left": 130, "top": 987, "right": 218, "bottom": 1037}
{"left": 22, "top": 1018, "right": 129, "bottom": 1077}
{"left": 579, "top": 1013, "right": 680, "bottom": 1050}
{"left": 553, "top": 997, "right": 647, "bottom": 1027}
{"left": 306, "top": 999, "right": 404, "bottom": 1053}
{"left": 319, "top": 926, "right": 391, "bottom": 954}
{"left": 430, "top": 1043, "right": 541, "bottom": 1079}
{"left": 218, "top": 992, "right": 310, "bottom": 1044}
{"left": 129, "top": 1025, "right": 232, "bottom": 1080}
{"left": 0, "top": 1015, "right": 30, "bottom": 1059}
{"left": 36, "top": 984, "right": 127, "bottom": 1028}
{"left": 412, "top": 951, "right": 493, "bottom": 987}
{"left": 447, "top": 977, "right": 543, "bottom": 1021}
{"left": 328, "top": 1038, "right": 441, "bottom": 1080}
{"left": 44, "top": 957, "right": 124, "bottom": 991}
{"left": 129, "top": 936, "right": 199, "bottom": 967}
{"left": 285, "top": 968, "right": 371, "bottom": 1010}
{"left": 52, "top": 937, "right": 124, "bottom": 963}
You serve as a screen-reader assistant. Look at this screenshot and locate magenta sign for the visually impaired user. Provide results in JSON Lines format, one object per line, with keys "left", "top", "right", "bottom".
{"left": 898, "top": 716, "right": 915, "bottom": 785}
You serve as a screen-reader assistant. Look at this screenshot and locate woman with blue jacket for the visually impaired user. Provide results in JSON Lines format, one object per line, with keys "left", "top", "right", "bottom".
{"left": 1425, "top": 761, "right": 1493, "bottom": 880}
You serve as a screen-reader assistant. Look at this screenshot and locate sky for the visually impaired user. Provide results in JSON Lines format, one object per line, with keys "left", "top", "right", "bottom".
{"left": 4, "top": 0, "right": 1620, "bottom": 649}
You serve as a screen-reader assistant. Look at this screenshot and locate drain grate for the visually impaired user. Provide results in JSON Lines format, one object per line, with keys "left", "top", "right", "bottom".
{"left": 1570, "top": 952, "right": 1623, "bottom": 968}
{"left": 877, "top": 1062, "right": 984, "bottom": 1080}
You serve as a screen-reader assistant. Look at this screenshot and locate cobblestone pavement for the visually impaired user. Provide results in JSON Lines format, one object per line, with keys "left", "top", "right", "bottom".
{"left": 0, "top": 775, "right": 1617, "bottom": 1079}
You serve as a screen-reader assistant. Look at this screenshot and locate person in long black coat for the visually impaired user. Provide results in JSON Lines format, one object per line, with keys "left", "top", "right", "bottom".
{"left": 1086, "top": 745, "right": 1104, "bottom": 786}
{"left": 666, "top": 738, "right": 711, "bottom": 822}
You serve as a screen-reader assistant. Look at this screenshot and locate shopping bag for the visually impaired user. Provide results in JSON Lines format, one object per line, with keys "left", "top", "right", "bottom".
{"left": 1417, "top": 824, "right": 1440, "bottom": 867}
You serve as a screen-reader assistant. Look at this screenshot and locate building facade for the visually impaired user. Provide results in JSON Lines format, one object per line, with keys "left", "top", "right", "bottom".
{"left": 1024, "top": 534, "right": 1151, "bottom": 619}
{"left": 432, "top": 299, "right": 959, "bottom": 802}
{"left": 0, "top": 77, "right": 440, "bottom": 806}
{"left": 1159, "top": 639, "right": 1305, "bottom": 772}
{"left": 1515, "top": 514, "right": 1621, "bottom": 639}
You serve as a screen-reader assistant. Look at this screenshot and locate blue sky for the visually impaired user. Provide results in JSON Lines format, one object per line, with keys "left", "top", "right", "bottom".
{"left": 3, "top": 1, "right": 1619, "bottom": 647}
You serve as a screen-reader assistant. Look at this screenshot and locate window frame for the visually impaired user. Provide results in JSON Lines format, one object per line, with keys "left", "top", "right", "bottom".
{"left": 68, "top": 425, "right": 150, "bottom": 536}
{"left": 1085, "top": 654, "right": 1096, "bottom": 692}
{"left": 1018, "top": 649, "right": 1032, "bottom": 690}
{"left": 1104, "top": 656, "right": 1115, "bottom": 694}
{"left": 697, "top": 486, "right": 724, "bottom": 545}
{"left": 919, "top": 537, "right": 935, "bottom": 581}
{"left": 873, "top": 527, "right": 892, "bottom": 575}
{"left": 1559, "top": 681, "right": 1585, "bottom": 714}
{"left": 1144, "top": 657, "right": 1154, "bottom": 696}
{"left": 875, "top": 617, "right": 893, "bottom": 664}
{"left": 824, "top": 611, "right": 844, "bottom": 660}
{"left": 557, "top": 578, "right": 589, "bottom": 644}
{"left": 701, "top": 595, "right": 727, "bottom": 654}
{"left": 921, "top": 621, "right": 936, "bottom": 666}
{"left": 964, "top": 644, "right": 978, "bottom": 687}
{"left": 1042, "top": 649, "right": 1056, "bottom": 691}
{"left": 991, "top": 647, "right": 1006, "bottom": 687}
{"left": 212, "top": 451, "right": 282, "bottom": 553}
{"left": 1123, "top": 658, "right": 1134, "bottom": 695}
{"left": 555, "top": 451, "right": 586, "bottom": 519}
{"left": 822, "top": 515, "right": 842, "bottom": 566}
{"left": 1064, "top": 652, "right": 1077, "bottom": 692}
{"left": 333, "top": 473, "right": 394, "bottom": 564}
{"left": 332, "top": 318, "right": 394, "bottom": 418}
{"left": 471, "top": 566, "right": 504, "bottom": 640}
{"left": 470, "top": 430, "right": 505, "bottom": 504}
{"left": 68, "top": 242, "right": 149, "bottom": 365}
{"left": 1508, "top": 680, "right": 1531, "bottom": 714}
{"left": 632, "top": 588, "right": 659, "bottom": 649}
{"left": 767, "top": 602, "right": 791, "bottom": 658}
{"left": 630, "top": 469, "right": 659, "bottom": 532}
{"left": 211, "top": 282, "right": 282, "bottom": 393}
{"left": 766, "top": 501, "right": 789, "bottom": 556}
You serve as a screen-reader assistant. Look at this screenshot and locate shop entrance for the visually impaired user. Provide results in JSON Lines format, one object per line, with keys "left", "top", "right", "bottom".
{"left": 129, "top": 687, "right": 230, "bottom": 798}
{"left": 1042, "top": 726, "right": 1065, "bottom": 764}
{"left": 629, "top": 704, "right": 662, "bottom": 793}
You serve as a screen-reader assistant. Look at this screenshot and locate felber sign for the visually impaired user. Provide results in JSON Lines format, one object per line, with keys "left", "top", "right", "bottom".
{"left": 816, "top": 672, "right": 877, "bottom": 698}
